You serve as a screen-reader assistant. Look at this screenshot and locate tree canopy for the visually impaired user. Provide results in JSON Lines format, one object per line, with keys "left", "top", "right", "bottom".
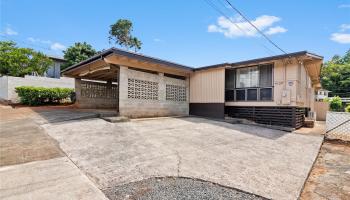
{"left": 62, "top": 42, "right": 97, "bottom": 70}
{"left": 0, "top": 41, "right": 53, "bottom": 77}
{"left": 321, "top": 49, "right": 350, "bottom": 97}
{"left": 108, "top": 19, "right": 142, "bottom": 52}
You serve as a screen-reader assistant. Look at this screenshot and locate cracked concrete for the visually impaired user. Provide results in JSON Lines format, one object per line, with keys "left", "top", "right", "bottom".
{"left": 43, "top": 117, "right": 323, "bottom": 200}
{"left": 175, "top": 151, "right": 182, "bottom": 177}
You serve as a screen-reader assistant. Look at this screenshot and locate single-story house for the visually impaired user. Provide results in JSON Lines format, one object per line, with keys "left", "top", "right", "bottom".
{"left": 62, "top": 48, "right": 323, "bottom": 128}
{"left": 316, "top": 89, "right": 330, "bottom": 101}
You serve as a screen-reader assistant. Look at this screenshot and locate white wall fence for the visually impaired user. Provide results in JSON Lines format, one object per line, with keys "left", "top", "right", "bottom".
{"left": 0, "top": 75, "right": 75, "bottom": 103}
{"left": 326, "top": 112, "right": 350, "bottom": 142}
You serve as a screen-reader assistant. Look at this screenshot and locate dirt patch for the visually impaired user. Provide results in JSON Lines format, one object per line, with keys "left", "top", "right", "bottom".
{"left": 0, "top": 106, "right": 64, "bottom": 166}
{"left": 0, "top": 118, "right": 64, "bottom": 166}
{"left": 300, "top": 141, "right": 350, "bottom": 200}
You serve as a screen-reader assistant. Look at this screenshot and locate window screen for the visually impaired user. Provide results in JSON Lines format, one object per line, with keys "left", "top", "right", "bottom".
{"left": 259, "top": 64, "right": 273, "bottom": 87}
{"left": 260, "top": 88, "right": 273, "bottom": 100}
{"left": 247, "top": 89, "right": 257, "bottom": 101}
{"left": 236, "top": 66, "right": 259, "bottom": 88}
{"left": 236, "top": 89, "right": 245, "bottom": 101}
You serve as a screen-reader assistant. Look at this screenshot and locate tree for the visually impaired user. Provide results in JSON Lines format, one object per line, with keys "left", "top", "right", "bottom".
{"left": 327, "top": 96, "right": 343, "bottom": 111}
{"left": 321, "top": 49, "right": 350, "bottom": 97}
{"left": 108, "top": 19, "right": 142, "bottom": 52}
{"left": 0, "top": 41, "right": 53, "bottom": 77}
{"left": 62, "top": 42, "right": 97, "bottom": 70}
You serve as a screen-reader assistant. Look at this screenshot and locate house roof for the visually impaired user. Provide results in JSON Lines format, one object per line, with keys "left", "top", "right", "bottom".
{"left": 195, "top": 51, "right": 323, "bottom": 71}
{"left": 62, "top": 47, "right": 192, "bottom": 74}
{"left": 48, "top": 55, "right": 66, "bottom": 62}
{"left": 62, "top": 49, "right": 323, "bottom": 75}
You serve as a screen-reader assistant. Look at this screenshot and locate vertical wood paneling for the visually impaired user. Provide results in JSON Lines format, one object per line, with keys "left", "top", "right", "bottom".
{"left": 190, "top": 68, "right": 225, "bottom": 103}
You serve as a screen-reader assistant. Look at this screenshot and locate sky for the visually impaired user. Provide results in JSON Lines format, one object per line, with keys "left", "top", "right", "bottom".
{"left": 0, "top": 0, "right": 349, "bottom": 67}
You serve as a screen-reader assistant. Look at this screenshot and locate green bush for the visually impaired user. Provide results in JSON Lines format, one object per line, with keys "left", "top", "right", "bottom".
{"left": 329, "top": 96, "right": 343, "bottom": 112}
{"left": 345, "top": 104, "right": 350, "bottom": 113}
{"left": 15, "top": 86, "right": 74, "bottom": 106}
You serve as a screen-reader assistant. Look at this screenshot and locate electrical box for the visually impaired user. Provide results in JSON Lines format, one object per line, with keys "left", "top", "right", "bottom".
{"left": 281, "top": 89, "right": 291, "bottom": 105}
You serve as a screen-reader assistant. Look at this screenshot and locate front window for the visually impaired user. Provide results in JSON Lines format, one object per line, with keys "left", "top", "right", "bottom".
{"left": 236, "top": 66, "right": 259, "bottom": 88}
{"left": 225, "top": 64, "right": 273, "bottom": 101}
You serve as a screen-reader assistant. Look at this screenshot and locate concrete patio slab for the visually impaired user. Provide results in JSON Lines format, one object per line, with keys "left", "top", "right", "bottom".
{"left": 0, "top": 157, "right": 107, "bottom": 200}
{"left": 43, "top": 117, "right": 324, "bottom": 200}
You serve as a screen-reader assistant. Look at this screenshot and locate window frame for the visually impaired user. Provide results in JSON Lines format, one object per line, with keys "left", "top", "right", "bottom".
{"left": 225, "top": 63, "right": 274, "bottom": 102}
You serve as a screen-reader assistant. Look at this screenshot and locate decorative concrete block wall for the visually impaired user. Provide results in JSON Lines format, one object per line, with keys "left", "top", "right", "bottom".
{"left": 0, "top": 75, "right": 75, "bottom": 103}
{"left": 119, "top": 66, "right": 189, "bottom": 118}
{"left": 74, "top": 79, "right": 118, "bottom": 109}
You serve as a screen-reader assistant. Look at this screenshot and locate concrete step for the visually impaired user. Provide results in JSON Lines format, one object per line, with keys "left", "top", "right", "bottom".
{"left": 101, "top": 116, "right": 130, "bottom": 123}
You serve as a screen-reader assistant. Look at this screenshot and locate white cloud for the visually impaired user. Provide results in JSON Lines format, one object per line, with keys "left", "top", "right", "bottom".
{"left": 208, "top": 15, "right": 287, "bottom": 38}
{"left": 28, "top": 37, "right": 65, "bottom": 51}
{"left": 265, "top": 26, "right": 288, "bottom": 35}
{"left": 27, "top": 37, "right": 51, "bottom": 44}
{"left": 340, "top": 24, "right": 350, "bottom": 32}
{"left": 50, "top": 42, "right": 66, "bottom": 51}
{"left": 330, "top": 33, "right": 350, "bottom": 44}
{"left": 1, "top": 27, "right": 18, "bottom": 36}
{"left": 338, "top": 4, "right": 350, "bottom": 8}
{"left": 330, "top": 24, "right": 350, "bottom": 44}
{"left": 153, "top": 38, "right": 163, "bottom": 42}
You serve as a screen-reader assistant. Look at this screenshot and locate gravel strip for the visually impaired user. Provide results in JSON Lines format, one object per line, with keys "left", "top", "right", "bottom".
{"left": 103, "top": 177, "right": 267, "bottom": 200}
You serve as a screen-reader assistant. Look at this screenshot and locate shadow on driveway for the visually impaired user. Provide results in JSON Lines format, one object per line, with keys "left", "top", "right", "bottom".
{"left": 177, "top": 116, "right": 289, "bottom": 140}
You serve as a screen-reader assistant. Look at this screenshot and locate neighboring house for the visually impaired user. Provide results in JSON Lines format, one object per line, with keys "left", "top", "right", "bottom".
{"left": 316, "top": 89, "right": 330, "bottom": 101}
{"left": 62, "top": 48, "right": 323, "bottom": 129}
{"left": 44, "top": 56, "right": 66, "bottom": 78}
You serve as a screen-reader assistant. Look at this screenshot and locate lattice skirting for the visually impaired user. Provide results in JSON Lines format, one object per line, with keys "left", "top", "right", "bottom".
{"left": 225, "top": 106, "right": 306, "bottom": 128}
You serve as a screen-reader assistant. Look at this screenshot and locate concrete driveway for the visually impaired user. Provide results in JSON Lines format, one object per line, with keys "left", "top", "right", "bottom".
{"left": 0, "top": 106, "right": 108, "bottom": 200}
{"left": 43, "top": 117, "right": 323, "bottom": 200}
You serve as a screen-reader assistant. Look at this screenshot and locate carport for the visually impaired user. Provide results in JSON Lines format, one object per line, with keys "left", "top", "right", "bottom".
{"left": 62, "top": 48, "right": 192, "bottom": 117}
{"left": 67, "top": 59, "right": 120, "bottom": 110}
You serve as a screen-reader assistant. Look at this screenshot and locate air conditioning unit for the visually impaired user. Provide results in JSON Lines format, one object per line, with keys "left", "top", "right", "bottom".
{"left": 308, "top": 111, "right": 316, "bottom": 121}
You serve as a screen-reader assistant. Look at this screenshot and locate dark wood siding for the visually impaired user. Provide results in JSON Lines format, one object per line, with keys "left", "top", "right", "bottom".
{"left": 190, "top": 103, "right": 225, "bottom": 119}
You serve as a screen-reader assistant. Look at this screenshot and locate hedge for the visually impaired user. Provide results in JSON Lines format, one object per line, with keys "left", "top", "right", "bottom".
{"left": 15, "top": 86, "right": 74, "bottom": 106}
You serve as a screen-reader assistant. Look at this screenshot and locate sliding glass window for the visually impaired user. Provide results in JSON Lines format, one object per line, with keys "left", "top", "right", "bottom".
{"left": 225, "top": 64, "right": 273, "bottom": 101}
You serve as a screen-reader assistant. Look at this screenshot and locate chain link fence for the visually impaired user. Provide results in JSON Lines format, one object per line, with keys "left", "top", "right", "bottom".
{"left": 326, "top": 112, "right": 350, "bottom": 142}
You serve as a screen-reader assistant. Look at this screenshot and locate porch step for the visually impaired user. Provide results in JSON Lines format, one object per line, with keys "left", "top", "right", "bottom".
{"left": 304, "top": 119, "right": 315, "bottom": 128}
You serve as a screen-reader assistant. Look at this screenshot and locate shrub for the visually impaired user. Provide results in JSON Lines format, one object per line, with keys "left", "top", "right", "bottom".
{"left": 345, "top": 104, "right": 350, "bottom": 113}
{"left": 329, "top": 96, "right": 343, "bottom": 112}
{"left": 15, "top": 86, "right": 74, "bottom": 106}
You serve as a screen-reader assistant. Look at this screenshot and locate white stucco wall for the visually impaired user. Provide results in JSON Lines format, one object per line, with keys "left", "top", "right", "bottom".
{"left": 0, "top": 75, "right": 75, "bottom": 103}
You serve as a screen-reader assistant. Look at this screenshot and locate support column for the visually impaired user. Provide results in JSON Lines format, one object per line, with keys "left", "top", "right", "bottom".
{"left": 75, "top": 78, "right": 81, "bottom": 107}
{"left": 158, "top": 73, "right": 166, "bottom": 101}
{"left": 118, "top": 66, "right": 129, "bottom": 116}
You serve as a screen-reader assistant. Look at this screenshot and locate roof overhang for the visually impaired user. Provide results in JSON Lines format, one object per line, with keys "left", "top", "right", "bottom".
{"left": 195, "top": 51, "right": 323, "bottom": 71}
{"left": 62, "top": 48, "right": 193, "bottom": 80}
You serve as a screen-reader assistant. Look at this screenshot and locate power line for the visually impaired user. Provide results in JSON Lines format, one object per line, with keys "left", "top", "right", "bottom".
{"left": 203, "top": 0, "right": 276, "bottom": 56}
{"left": 223, "top": 0, "right": 288, "bottom": 54}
